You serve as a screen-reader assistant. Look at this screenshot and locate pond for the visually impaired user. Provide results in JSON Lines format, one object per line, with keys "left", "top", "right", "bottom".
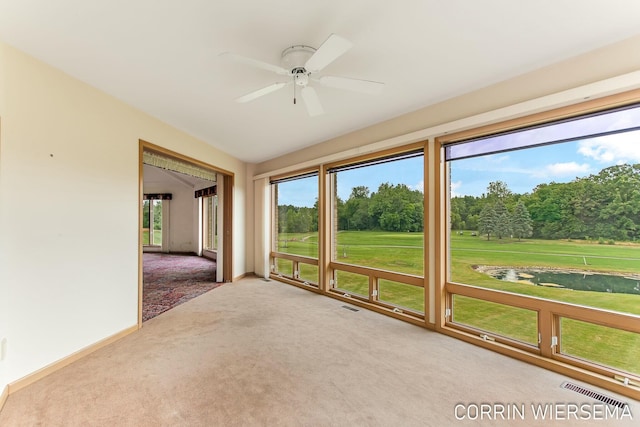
{"left": 488, "top": 268, "right": 640, "bottom": 295}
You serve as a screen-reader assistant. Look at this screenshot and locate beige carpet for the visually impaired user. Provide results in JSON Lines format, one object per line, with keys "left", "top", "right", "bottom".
{"left": 1, "top": 277, "right": 637, "bottom": 426}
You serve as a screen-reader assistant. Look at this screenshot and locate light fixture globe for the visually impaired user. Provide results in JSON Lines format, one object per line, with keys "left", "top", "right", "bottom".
{"left": 294, "top": 72, "right": 309, "bottom": 87}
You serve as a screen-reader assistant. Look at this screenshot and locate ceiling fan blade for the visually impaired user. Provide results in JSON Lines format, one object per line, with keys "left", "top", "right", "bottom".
{"left": 319, "top": 76, "right": 384, "bottom": 95}
{"left": 304, "top": 34, "right": 353, "bottom": 73}
{"left": 301, "top": 86, "right": 324, "bottom": 117}
{"left": 236, "top": 82, "right": 288, "bottom": 103}
{"left": 220, "top": 52, "right": 290, "bottom": 76}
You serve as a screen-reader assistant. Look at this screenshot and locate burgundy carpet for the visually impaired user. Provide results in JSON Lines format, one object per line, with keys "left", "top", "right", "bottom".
{"left": 143, "top": 253, "right": 223, "bottom": 321}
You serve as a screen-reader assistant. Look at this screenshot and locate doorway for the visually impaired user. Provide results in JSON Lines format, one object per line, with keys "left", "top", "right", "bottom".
{"left": 138, "top": 140, "right": 234, "bottom": 325}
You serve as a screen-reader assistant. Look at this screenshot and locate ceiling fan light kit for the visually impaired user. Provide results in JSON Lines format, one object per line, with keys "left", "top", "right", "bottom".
{"left": 222, "top": 34, "right": 384, "bottom": 117}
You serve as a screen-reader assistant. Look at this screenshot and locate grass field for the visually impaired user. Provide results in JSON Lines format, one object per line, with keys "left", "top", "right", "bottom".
{"left": 276, "top": 230, "right": 640, "bottom": 375}
{"left": 142, "top": 229, "right": 162, "bottom": 246}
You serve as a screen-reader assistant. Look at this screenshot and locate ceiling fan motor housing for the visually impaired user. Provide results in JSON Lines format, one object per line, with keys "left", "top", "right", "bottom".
{"left": 281, "top": 45, "right": 316, "bottom": 74}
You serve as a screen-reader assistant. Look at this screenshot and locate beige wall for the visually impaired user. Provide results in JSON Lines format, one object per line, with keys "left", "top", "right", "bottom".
{"left": 255, "top": 34, "right": 640, "bottom": 175}
{"left": 0, "top": 40, "right": 8, "bottom": 396}
{"left": 0, "top": 41, "right": 247, "bottom": 388}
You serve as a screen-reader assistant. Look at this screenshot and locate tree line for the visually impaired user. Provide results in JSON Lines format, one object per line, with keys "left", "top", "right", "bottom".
{"left": 277, "top": 182, "right": 424, "bottom": 233}
{"left": 278, "top": 163, "right": 640, "bottom": 242}
{"left": 452, "top": 164, "right": 640, "bottom": 242}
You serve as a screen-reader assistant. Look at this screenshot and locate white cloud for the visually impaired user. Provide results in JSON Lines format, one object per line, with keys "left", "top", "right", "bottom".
{"left": 578, "top": 132, "right": 640, "bottom": 164}
{"left": 410, "top": 180, "right": 424, "bottom": 193}
{"left": 533, "top": 162, "right": 591, "bottom": 178}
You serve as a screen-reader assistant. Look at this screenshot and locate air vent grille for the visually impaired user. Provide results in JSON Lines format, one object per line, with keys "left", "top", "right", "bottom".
{"left": 560, "top": 382, "right": 628, "bottom": 409}
{"left": 342, "top": 305, "right": 359, "bottom": 312}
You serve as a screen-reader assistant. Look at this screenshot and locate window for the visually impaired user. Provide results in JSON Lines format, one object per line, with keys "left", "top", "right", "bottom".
{"left": 143, "top": 199, "right": 163, "bottom": 246}
{"left": 326, "top": 146, "right": 426, "bottom": 315}
{"left": 442, "top": 102, "right": 640, "bottom": 379}
{"left": 203, "top": 195, "right": 218, "bottom": 251}
{"left": 270, "top": 171, "right": 319, "bottom": 286}
{"left": 263, "top": 92, "right": 640, "bottom": 398}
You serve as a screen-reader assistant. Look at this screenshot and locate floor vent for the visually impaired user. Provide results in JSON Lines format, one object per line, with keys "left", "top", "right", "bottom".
{"left": 342, "top": 305, "right": 359, "bottom": 312}
{"left": 561, "top": 381, "right": 628, "bottom": 408}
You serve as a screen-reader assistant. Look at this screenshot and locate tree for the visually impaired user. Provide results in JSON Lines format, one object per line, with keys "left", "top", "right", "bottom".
{"left": 593, "top": 165, "right": 640, "bottom": 241}
{"left": 278, "top": 205, "right": 315, "bottom": 233}
{"left": 493, "top": 200, "right": 512, "bottom": 239}
{"left": 511, "top": 201, "right": 533, "bottom": 241}
{"left": 369, "top": 183, "right": 423, "bottom": 232}
{"left": 310, "top": 198, "right": 319, "bottom": 232}
{"left": 526, "top": 182, "right": 567, "bottom": 239}
{"left": 343, "top": 186, "right": 372, "bottom": 230}
{"left": 478, "top": 204, "right": 497, "bottom": 240}
{"left": 450, "top": 198, "right": 465, "bottom": 230}
{"left": 486, "top": 180, "right": 513, "bottom": 204}
{"left": 448, "top": 163, "right": 640, "bottom": 242}
{"left": 142, "top": 200, "right": 150, "bottom": 228}
{"left": 350, "top": 186, "right": 370, "bottom": 199}
{"left": 153, "top": 201, "right": 162, "bottom": 230}
{"left": 449, "top": 195, "right": 482, "bottom": 231}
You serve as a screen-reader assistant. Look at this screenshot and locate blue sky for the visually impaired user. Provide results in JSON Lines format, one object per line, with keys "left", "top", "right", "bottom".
{"left": 277, "top": 129, "right": 640, "bottom": 207}
{"left": 451, "top": 132, "right": 640, "bottom": 197}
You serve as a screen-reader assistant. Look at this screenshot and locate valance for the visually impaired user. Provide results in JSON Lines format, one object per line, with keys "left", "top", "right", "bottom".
{"left": 195, "top": 185, "right": 217, "bottom": 198}
{"left": 144, "top": 193, "right": 172, "bottom": 200}
{"left": 143, "top": 151, "right": 217, "bottom": 182}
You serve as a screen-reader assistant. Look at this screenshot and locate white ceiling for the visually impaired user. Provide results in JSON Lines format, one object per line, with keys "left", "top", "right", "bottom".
{"left": 2, "top": 1, "right": 640, "bottom": 163}
{"left": 143, "top": 164, "right": 215, "bottom": 191}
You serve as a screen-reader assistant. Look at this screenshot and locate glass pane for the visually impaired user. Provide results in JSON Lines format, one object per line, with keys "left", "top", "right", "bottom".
{"left": 213, "top": 195, "right": 218, "bottom": 250}
{"left": 274, "top": 175, "right": 318, "bottom": 259}
{"left": 205, "top": 197, "right": 214, "bottom": 250}
{"left": 378, "top": 279, "right": 424, "bottom": 313}
{"left": 452, "top": 295, "right": 538, "bottom": 346}
{"left": 333, "top": 270, "right": 368, "bottom": 298}
{"left": 560, "top": 318, "right": 640, "bottom": 376}
{"left": 333, "top": 154, "right": 424, "bottom": 276}
{"left": 142, "top": 200, "right": 150, "bottom": 245}
{"left": 274, "top": 258, "right": 293, "bottom": 277}
{"left": 276, "top": 233, "right": 318, "bottom": 257}
{"left": 203, "top": 196, "right": 218, "bottom": 251}
{"left": 152, "top": 200, "right": 162, "bottom": 245}
{"left": 299, "top": 263, "right": 318, "bottom": 286}
{"left": 448, "top": 126, "right": 640, "bottom": 317}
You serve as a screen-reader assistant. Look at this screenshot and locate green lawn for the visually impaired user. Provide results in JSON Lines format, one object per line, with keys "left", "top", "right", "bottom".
{"left": 449, "top": 233, "right": 640, "bottom": 315}
{"left": 142, "top": 228, "right": 162, "bottom": 246}
{"left": 449, "top": 233, "right": 640, "bottom": 375}
{"left": 276, "top": 230, "right": 640, "bottom": 375}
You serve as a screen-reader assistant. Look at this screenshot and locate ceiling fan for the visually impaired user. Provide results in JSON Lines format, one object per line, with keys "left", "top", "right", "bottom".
{"left": 221, "top": 34, "right": 384, "bottom": 117}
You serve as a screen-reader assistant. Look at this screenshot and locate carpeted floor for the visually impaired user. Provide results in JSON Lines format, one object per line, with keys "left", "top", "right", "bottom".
{"left": 143, "top": 253, "right": 223, "bottom": 321}
{"left": 1, "top": 277, "right": 637, "bottom": 426}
